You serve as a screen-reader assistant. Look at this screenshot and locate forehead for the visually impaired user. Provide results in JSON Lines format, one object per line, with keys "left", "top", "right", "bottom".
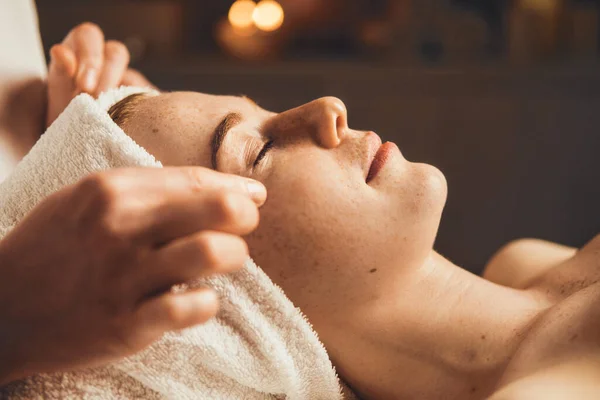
{"left": 143, "top": 91, "right": 264, "bottom": 120}
{"left": 133, "top": 91, "right": 266, "bottom": 137}
{"left": 126, "top": 91, "right": 268, "bottom": 167}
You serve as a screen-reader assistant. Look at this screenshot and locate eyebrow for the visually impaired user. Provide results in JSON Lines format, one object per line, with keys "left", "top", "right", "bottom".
{"left": 211, "top": 112, "right": 242, "bottom": 170}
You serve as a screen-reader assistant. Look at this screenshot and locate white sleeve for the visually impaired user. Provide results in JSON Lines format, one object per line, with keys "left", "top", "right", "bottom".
{"left": 0, "top": 0, "right": 47, "bottom": 182}
{"left": 0, "top": 0, "right": 47, "bottom": 79}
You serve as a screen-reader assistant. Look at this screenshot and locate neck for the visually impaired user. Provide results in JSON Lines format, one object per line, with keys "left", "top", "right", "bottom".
{"left": 330, "top": 251, "right": 548, "bottom": 399}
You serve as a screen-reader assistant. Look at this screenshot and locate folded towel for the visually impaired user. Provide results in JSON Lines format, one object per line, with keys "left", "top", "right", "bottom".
{"left": 0, "top": 87, "right": 357, "bottom": 399}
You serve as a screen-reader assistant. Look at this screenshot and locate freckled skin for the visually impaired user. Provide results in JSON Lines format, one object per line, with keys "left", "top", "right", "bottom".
{"left": 119, "top": 91, "right": 600, "bottom": 399}
{"left": 122, "top": 92, "right": 447, "bottom": 336}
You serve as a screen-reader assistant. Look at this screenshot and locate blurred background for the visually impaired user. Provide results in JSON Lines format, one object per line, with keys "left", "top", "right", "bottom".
{"left": 36, "top": 0, "right": 599, "bottom": 274}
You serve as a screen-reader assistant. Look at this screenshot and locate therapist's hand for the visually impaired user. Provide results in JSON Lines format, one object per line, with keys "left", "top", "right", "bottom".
{"left": 0, "top": 167, "right": 266, "bottom": 385}
{"left": 46, "top": 22, "right": 156, "bottom": 127}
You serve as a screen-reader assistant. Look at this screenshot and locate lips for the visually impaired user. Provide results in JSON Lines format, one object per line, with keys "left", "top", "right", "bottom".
{"left": 368, "top": 142, "right": 398, "bottom": 183}
{"left": 365, "top": 131, "right": 399, "bottom": 183}
{"left": 365, "top": 132, "right": 382, "bottom": 182}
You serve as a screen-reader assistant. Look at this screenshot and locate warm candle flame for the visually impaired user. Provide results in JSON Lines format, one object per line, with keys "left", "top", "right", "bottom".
{"left": 252, "top": 0, "right": 284, "bottom": 32}
{"left": 228, "top": 0, "right": 256, "bottom": 30}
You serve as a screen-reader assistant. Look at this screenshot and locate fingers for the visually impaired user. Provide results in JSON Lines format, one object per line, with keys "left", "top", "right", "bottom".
{"left": 49, "top": 44, "right": 77, "bottom": 78}
{"left": 166, "top": 167, "right": 267, "bottom": 206}
{"left": 98, "top": 166, "right": 267, "bottom": 206}
{"left": 135, "top": 288, "right": 219, "bottom": 333}
{"left": 95, "top": 41, "right": 130, "bottom": 96}
{"left": 138, "top": 231, "right": 248, "bottom": 296}
{"left": 121, "top": 68, "right": 158, "bottom": 90}
{"left": 64, "top": 22, "right": 105, "bottom": 94}
{"left": 46, "top": 45, "right": 78, "bottom": 126}
{"left": 141, "top": 190, "right": 260, "bottom": 245}
{"left": 74, "top": 167, "right": 266, "bottom": 245}
{"left": 141, "top": 167, "right": 265, "bottom": 243}
{"left": 53, "top": 22, "right": 157, "bottom": 104}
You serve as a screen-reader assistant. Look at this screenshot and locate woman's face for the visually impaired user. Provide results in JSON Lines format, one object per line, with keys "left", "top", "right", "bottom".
{"left": 121, "top": 92, "right": 447, "bottom": 342}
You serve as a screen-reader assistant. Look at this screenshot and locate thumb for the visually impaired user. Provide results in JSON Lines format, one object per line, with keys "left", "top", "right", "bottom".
{"left": 49, "top": 44, "right": 77, "bottom": 79}
{"left": 46, "top": 45, "right": 79, "bottom": 127}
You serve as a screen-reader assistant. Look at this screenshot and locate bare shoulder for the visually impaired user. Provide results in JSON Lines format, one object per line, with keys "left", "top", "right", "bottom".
{"left": 483, "top": 238, "right": 577, "bottom": 289}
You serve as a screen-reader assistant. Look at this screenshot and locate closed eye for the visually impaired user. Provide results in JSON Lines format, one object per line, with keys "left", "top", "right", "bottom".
{"left": 254, "top": 139, "right": 274, "bottom": 168}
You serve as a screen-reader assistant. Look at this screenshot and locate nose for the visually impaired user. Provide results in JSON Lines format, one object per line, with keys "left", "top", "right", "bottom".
{"left": 268, "top": 97, "right": 348, "bottom": 148}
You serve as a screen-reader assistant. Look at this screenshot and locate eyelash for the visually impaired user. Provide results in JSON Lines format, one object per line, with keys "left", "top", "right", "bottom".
{"left": 253, "top": 139, "right": 274, "bottom": 168}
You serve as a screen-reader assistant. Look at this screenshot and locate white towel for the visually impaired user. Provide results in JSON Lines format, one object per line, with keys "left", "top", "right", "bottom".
{"left": 0, "top": 87, "right": 358, "bottom": 399}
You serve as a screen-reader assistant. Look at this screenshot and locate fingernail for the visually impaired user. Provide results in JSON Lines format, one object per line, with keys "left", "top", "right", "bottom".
{"left": 79, "top": 67, "right": 97, "bottom": 93}
{"left": 246, "top": 180, "right": 267, "bottom": 206}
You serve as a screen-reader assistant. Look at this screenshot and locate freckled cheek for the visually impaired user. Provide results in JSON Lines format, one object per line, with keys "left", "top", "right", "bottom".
{"left": 246, "top": 196, "right": 316, "bottom": 279}
{"left": 246, "top": 192, "right": 328, "bottom": 287}
{"left": 245, "top": 189, "right": 367, "bottom": 316}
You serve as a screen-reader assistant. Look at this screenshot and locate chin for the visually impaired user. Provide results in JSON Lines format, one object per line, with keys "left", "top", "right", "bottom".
{"left": 406, "top": 161, "right": 447, "bottom": 211}
{"left": 403, "top": 162, "right": 447, "bottom": 239}
{"left": 388, "top": 162, "right": 447, "bottom": 263}
{"left": 421, "top": 163, "right": 447, "bottom": 204}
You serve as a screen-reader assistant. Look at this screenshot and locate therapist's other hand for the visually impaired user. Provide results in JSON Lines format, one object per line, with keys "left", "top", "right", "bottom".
{"left": 0, "top": 167, "right": 266, "bottom": 384}
{"left": 46, "top": 22, "right": 156, "bottom": 127}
